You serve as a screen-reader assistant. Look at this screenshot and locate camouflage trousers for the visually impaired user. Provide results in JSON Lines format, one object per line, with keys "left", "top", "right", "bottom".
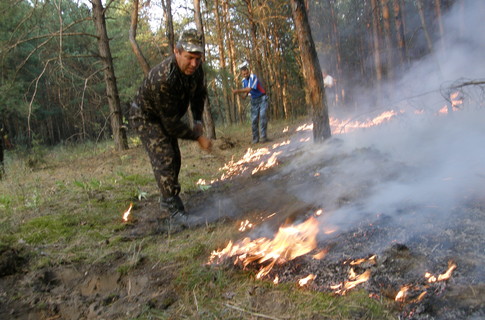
{"left": 130, "top": 105, "right": 181, "bottom": 198}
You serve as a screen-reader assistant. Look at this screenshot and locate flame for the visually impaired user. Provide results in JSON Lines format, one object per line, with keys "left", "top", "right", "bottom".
{"left": 331, "top": 269, "right": 371, "bottom": 295}
{"left": 312, "top": 247, "right": 329, "bottom": 260}
{"left": 395, "top": 285, "right": 409, "bottom": 302}
{"left": 425, "top": 260, "right": 457, "bottom": 283}
{"left": 122, "top": 202, "right": 133, "bottom": 222}
{"left": 298, "top": 274, "right": 317, "bottom": 286}
{"left": 395, "top": 285, "right": 428, "bottom": 303}
{"left": 349, "top": 255, "right": 377, "bottom": 266}
{"left": 251, "top": 151, "right": 281, "bottom": 174}
{"left": 238, "top": 220, "right": 254, "bottom": 232}
{"left": 208, "top": 216, "right": 320, "bottom": 280}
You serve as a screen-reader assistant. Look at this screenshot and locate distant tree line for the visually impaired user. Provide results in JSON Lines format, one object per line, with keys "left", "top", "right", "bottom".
{"left": 0, "top": 0, "right": 477, "bottom": 148}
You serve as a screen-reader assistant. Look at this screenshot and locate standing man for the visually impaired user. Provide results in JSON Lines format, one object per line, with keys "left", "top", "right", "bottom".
{"left": 232, "top": 63, "right": 269, "bottom": 144}
{"left": 129, "top": 29, "right": 212, "bottom": 226}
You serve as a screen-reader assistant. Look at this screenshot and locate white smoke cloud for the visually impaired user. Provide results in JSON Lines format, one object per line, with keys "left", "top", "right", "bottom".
{"left": 296, "top": 0, "right": 485, "bottom": 243}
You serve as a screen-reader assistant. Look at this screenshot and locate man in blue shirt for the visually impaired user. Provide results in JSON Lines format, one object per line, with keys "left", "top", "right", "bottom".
{"left": 233, "top": 63, "right": 269, "bottom": 144}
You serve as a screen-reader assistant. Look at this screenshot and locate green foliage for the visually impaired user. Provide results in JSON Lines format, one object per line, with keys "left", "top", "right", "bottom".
{"left": 19, "top": 214, "right": 79, "bottom": 245}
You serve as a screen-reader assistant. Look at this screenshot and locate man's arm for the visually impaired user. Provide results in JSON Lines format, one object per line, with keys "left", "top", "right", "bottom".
{"left": 232, "top": 87, "right": 250, "bottom": 98}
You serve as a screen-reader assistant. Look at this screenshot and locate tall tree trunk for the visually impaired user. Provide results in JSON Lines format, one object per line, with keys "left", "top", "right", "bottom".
{"left": 129, "top": 0, "right": 150, "bottom": 75}
{"left": 213, "top": 0, "right": 233, "bottom": 124}
{"left": 222, "top": 0, "right": 241, "bottom": 122}
{"left": 193, "top": 0, "right": 216, "bottom": 140}
{"left": 392, "top": 0, "right": 406, "bottom": 66}
{"left": 91, "top": 0, "right": 128, "bottom": 151}
{"left": 370, "top": 0, "right": 382, "bottom": 106}
{"left": 380, "top": 0, "right": 394, "bottom": 80}
{"left": 161, "top": 0, "right": 174, "bottom": 53}
{"left": 244, "top": 0, "right": 263, "bottom": 85}
{"left": 329, "top": 0, "right": 343, "bottom": 105}
{"left": 290, "top": 0, "right": 331, "bottom": 142}
{"left": 416, "top": 0, "right": 433, "bottom": 54}
{"left": 434, "top": 0, "right": 445, "bottom": 52}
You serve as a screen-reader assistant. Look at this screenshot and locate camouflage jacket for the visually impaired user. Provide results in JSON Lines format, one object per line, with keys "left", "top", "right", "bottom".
{"left": 132, "top": 55, "right": 207, "bottom": 140}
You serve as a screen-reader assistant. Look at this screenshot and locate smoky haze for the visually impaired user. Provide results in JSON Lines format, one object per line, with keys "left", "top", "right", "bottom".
{"left": 191, "top": 2, "right": 484, "bottom": 251}
{"left": 297, "top": 0, "right": 485, "bottom": 245}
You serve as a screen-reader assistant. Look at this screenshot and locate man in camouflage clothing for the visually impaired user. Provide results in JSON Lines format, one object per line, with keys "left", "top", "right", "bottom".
{"left": 129, "top": 29, "right": 212, "bottom": 226}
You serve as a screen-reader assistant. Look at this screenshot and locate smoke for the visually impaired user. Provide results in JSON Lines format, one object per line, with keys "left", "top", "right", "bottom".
{"left": 292, "top": 0, "right": 485, "bottom": 245}
{"left": 192, "top": 2, "right": 485, "bottom": 248}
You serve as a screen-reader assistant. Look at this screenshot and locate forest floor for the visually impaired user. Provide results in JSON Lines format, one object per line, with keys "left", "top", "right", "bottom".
{"left": 0, "top": 115, "right": 483, "bottom": 320}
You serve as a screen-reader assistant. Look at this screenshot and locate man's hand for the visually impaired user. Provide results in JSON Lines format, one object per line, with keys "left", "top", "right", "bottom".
{"left": 197, "top": 136, "right": 212, "bottom": 152}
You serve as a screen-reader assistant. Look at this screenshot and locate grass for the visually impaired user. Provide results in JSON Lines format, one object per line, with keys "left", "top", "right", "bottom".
{"left": 0, "top": 119, "right": 397, "bottom": 319}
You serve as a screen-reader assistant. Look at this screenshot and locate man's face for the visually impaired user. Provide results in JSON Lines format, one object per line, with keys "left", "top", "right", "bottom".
{"left": 174, "top": 48, "right": 203, "bottom": 75}
{"left": 241, "top": 68, "right": 250, "bottom": 79}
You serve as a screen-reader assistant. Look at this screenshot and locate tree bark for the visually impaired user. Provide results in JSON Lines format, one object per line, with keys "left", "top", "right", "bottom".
{"left": 161, "top": 0, "right": 175, "bottom": 53}
{"left": 434, "top": 0, "right": 445, "bottom": 52}
{"left": 222, "top": 0, "right": 241, "bottom": 122}
{"left": 380, "top": 0, "right": 394, "bottom": 80}
{"left": 392, "top": 0, "right": 407, "bottom": 66}
{"left": 91, "top": 0, "right": 128, "bottom": 151}
{"left": 193, "top": 0, "right": 216, "bottom": 140}
{"left": 416, "top": 0, "right": 433, "bottom": 54}
{"left": 290, "top": 0, "right": 331, "bottom": 142}
{"left": 213, "top": 0, "right": 233, "bottom": 124}
{"left": 129, "top": 0, "right": 150, "bottom": 75}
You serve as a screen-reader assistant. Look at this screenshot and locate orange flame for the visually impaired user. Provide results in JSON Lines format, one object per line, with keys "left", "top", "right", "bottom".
{"left": 331, "top": 269, "right": 371, "bottom": 295}
{"left": 425, "top": 261, "right": 457, "bottom": 283}
{"left": 122, "top": 202, "right": 133, "bottom": 222}
{"left": 298, "top": 274, "right": 317, "bottom": 286}
{"left": 238, "top": 220, "right": 254, "bottom": 232}
{"left": 395, "top": 285, "right": 409, "bottom": 302}
{"left": 208, "top": 216, "right": 320, "bottom": 280}
{"left": 349, "top": 255, "right": 377, "bottom": 266}
{"left": 312, "top": 247, "right": 329, "bottom": 260}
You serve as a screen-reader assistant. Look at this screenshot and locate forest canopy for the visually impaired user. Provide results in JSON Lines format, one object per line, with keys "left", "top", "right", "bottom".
{"left": 0, "top": 0, "right": 481, "bottom": 147}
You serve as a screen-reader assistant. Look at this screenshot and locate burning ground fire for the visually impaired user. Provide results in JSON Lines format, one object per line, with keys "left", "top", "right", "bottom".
{"left": 395, "top": 260, "right": 457, "bottom": 304}
{"left": 208, "top": 216, "right": 320, "bottom": 281}
{"left": 208, "top": 212, "right": 459, "bottom": 300}
{"left": 196, "top": 109, "right": 407, "bottom": 189}
{"left": 204, "top": 101, "right": 466, "bottom": 300}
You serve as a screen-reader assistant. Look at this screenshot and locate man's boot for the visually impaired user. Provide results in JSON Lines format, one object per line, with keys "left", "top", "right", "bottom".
{"left": 160, "top": 195, "right": 189, "bottom": 230}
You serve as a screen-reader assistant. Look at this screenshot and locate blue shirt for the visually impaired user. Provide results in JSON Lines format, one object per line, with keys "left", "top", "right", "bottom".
{"left": 242, "top": 74, "right": 266, "bottom": 99}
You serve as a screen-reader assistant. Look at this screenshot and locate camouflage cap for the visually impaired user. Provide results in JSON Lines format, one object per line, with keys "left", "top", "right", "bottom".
{"left": 178, "top": 29, "right": 204, "bottom": 53}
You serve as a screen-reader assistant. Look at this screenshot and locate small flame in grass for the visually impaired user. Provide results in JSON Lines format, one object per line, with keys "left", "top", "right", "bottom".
{"left": 208, "top": 216, "right": 320, "bottom": 280}
{"left": 122, "top": 202, "right": 133, "bottom": 222}
{"left": 395, "top": 285, "right": 410, "bottom": 302}
{"left": 238, "top": 220, "right": 254, "bottom": 232}
{"left": 273, "top": 275, "right": 279, "bottom": 284}
{"left": 425, "top": 260, "right": 457, "bottom": 283}
{"left": 349, "top": 255, "right": 377, "bottom": 266}
{"left": 331, "top": 269, "right": 371, "bottom": 295}
{"left": 312, "top": 247, "right": 329, "bottom": 260}
{"left": 251, "top": 151, "right": 281, "bottom": 174}
{"left": 395, "top": 285, "right": 427, "bottom": 303}
{"left": 298, "top": 274, "right": 316, "bottom": 286}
